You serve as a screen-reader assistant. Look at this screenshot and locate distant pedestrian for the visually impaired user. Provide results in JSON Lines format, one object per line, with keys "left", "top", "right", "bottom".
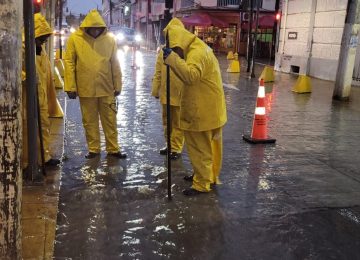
{"left": 214, "top": 35, "right": 221, "bottom": 53}
{"left": 152, "top": 20, "right": 185, "bottom": 160}
{"left": 64, "top": 9, "right": 126, "bottom": 159}
{"left": 162, "top": 18, "right": 227, "bottom": 196}
{"left": 22, "top": 13, "right": 62, "bottom": 169}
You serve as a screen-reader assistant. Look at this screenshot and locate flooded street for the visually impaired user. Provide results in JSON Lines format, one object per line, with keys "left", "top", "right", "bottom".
{"left": 54, "top": 50, "right": 360, "bottom": 259}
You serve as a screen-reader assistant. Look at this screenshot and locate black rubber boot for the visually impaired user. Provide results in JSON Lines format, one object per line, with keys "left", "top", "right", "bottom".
{"left": 85, "top": 152, "right": 100, "bottom": 159}
{"left": 108, "top": 152, "right": 127, "bottom": 159}
{"left": 159, "top": 147, "right": 167, "bottom": 155}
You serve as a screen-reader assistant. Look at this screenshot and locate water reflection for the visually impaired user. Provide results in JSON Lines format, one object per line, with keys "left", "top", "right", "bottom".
{"left": 53, "top": 53, "right": 360, "bottom": 259}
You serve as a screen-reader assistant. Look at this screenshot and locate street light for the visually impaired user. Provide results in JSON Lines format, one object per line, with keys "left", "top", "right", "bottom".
{"left": 275, "top": 13, "right": 281, "bottom": 21}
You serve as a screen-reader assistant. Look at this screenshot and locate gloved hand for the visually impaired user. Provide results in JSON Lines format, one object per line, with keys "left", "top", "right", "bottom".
{"left": 66, "top": 91, "right": 77, "bottom": 99}
{"left": 162, "top": 48, "right": 172, "bottom": 60}
{"left": 114, "top": 90, "right": 120, "bottom": 96}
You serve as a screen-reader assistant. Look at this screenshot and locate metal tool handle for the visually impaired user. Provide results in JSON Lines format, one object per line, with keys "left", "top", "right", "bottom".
{"left": 166, "top": 31, "right": 172, "bottom": 200}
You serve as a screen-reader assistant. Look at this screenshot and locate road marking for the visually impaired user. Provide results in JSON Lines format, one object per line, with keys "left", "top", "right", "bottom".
{"left": 223, "top": 83, "right": 240, "bottom": 91}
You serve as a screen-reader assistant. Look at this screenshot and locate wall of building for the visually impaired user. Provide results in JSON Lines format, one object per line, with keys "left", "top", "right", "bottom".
{"left": 199, "top": 0, "right": 217, "bottom": 7}
{"left": 353, "top": 35, "right": 360, "bottom": 85}
{"left": 262, "top": 0, "right": 276, "bottom": 10}
{"left": 275, "top": 0, "right": 347, "bottom": 81}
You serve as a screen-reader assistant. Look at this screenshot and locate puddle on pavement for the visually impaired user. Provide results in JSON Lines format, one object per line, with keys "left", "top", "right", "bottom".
{"left": 54, "top": 51, "right": 360, "bottom": 259}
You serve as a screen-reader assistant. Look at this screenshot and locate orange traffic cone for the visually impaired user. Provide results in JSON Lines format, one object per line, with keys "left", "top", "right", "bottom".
{"left": 243, "top": 79, "right": 276, "bottom": 144}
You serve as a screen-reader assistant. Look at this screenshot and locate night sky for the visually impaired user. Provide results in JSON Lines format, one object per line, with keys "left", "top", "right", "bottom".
{"left": 67, "top": 0, "right": 102, "bottom": 15}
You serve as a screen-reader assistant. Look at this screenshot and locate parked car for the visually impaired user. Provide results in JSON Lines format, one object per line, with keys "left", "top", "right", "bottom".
{"left": 109, "top": 26, "right": 142, "bottom": 49}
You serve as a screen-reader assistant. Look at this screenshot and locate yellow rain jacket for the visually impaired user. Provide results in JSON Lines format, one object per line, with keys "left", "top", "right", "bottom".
{"left": 151, "top": 48, "right": 183, "bottom": 106}
{"left": 22, "top": 13, "right": 60, "bottom": 167}
{"left": 152, "top": 47, "right": 185, "bottom": 153}
{"left": 164, "top": 22, "right": 227, "bottom": 131}
{"left": 64, "top": 10, "right": 122, "bottom": 97}
{"left": 22, "top": 14, "right": 63, "bottom": 117}
{"left": 34, "top": 13, "right": 63, "bottom": 117}
{"left": 37, "top": 47, "right": 64, "bottom": 118}
{"left": 152, "top": 17, "right": 184, "bottom": 105}
{"left": 34, "top": 13, "right": 53, "bottom": 38}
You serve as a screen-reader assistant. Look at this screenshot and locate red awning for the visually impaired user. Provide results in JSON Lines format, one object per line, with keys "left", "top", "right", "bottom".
{"left": 259, "top": 15, "right": 276, "bottom": 28}
{"left": 241, "top": 15, "right": 276, "bottom": 30}
{"left": 181, "top": 13, "right": 228, "bottom": 27}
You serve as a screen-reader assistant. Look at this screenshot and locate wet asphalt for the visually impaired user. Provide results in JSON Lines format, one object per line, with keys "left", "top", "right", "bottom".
{"left": 54, "top": 49, "right": 360, "bottom": 259}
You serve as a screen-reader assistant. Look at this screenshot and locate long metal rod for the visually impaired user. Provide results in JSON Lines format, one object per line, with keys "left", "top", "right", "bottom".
{"left": 23, "top": 0, "right": 39, "bottom": 180}
{"left": 166, "top": 31, "right": 172, "bottom": 200}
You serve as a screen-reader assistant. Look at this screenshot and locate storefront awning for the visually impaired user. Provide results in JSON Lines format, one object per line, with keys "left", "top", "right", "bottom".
{"left": 181, "top": 13, "right": 228, "bottom": 27}
{"left": 241, "top": 15, "right": 276, "bottom": 30}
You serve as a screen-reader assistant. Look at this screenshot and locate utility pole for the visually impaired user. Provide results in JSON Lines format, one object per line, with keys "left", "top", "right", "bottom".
{"left": 333, "top": 0, "right": 360, "bottom": 100}
{"left": 246, "top": 0, "right": 253, "bottom": 72}
{"left": 238, "top": 2, "right": 243, "bottom": 55}
{"left": 146, "top": 0, "right": 151, "bottom": 49}
{"left": 109, "top": 0, "right": 113, "bottom": 25}
{"left": 272, "top": 0, "right": 280, "bottom": 60}
{"left": 46, "top": 0, "right": 56, "bottom": 73}
{"left": 0, "top": 0, "right": 23, "bottom": 258}
{"left": 251, "top": 0, "right": 260, "bottom": 78}
{"left": 58, "top": 0, "right": 64, "bottom": 58}
{"left": 305, "top": 0, "right": 317, "bottom": 75}
{"left": 161, "top": 0, "right": 173, "bottom": 44}
{"left": 24, "top": 0, "right": 41, "bottom": 182}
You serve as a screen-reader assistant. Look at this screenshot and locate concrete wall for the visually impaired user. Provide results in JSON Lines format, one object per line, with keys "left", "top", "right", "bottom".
{"left": 200, "top": 0, "right": 217, "bottom": 7}
{"left": 275, "top": 0, "right": 347, "bottom": 81}
{"left": 262, "top": 0, "right": 276, "bottom": 11}
{"left": 0, "top": 1, "right": 23, "bottom": 258}
{"left": 353, "top": 32, "right": 360, "bottom": 85}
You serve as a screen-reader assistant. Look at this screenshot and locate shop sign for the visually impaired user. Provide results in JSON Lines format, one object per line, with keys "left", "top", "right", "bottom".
{"left": 288, "top": 32, "right": 297, "bottom": 40}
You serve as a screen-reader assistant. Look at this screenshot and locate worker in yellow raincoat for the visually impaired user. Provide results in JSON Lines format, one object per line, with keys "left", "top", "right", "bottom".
{"left": 22, "top": 13, "right": 62, "bottom": 168}
{"left": 163, "top": 18, "right": 227, "bottom": 196}
{"left": 152, "top": 45, "right": 184, "bottom": 160}
{"left": 64, "top": 10, "right": 126, "bottom": 159}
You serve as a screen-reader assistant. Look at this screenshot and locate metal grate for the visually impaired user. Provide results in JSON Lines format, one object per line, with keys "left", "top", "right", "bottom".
{"left": 217, "top": 0, "right": 241, "bottom": 7}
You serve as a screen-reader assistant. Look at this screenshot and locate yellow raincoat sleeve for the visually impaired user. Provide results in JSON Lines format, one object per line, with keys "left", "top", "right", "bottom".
{"left": 111, "top": 42, "right": 122, "bottom": 93}
{"left": 64, "top": 35, "right": 77, "bottom": 92}
{"left": 164, "top": 51, "right": 203, "bottom": 86}
{"left": 151, "top": 50, "right": 163, "bottom": 97}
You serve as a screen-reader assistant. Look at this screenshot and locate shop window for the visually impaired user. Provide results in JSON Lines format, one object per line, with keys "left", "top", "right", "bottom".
{"left": 194, "top": 24, "right": 237, "bottom": 52}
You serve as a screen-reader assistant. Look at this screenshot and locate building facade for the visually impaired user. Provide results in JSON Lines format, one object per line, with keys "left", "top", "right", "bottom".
{"left": 129, "top": 0, "right": 277, "bottom": 51}
{"left": 275, "top": 0, "right": 360, "bottom": 83}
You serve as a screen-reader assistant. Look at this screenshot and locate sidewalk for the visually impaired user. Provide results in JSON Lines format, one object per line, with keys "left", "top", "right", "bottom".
{"left": 21, "top": 112, "right": 64, "bottom": 259}
{"left": 22, "top": 51, "right": 360, "bottom": 259}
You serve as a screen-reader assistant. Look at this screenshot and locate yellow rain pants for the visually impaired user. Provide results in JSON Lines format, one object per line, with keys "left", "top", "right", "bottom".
{"left": 184, "top": 128, "right": 223, "bottom": 192}
{"left": 162, "top": 105, "right": 184, "bottom": 153}
{"left": 22, "top": 58, "right": 52, "bottom": 168}
{"left": 79, "top": 96, "right": 120, "bottom": 153}
{"left": 152, "top": 47, "right": 184, "bottom": 153}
